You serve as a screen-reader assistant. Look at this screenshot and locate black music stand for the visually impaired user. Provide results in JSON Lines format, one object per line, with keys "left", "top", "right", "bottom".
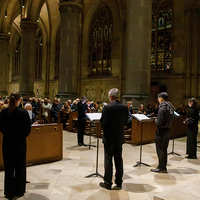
{"left": 132, "top": 114, "right": 153, "bottom": 167}
{"left": 168, "top": 111, "right": 181, "bottom": 156}
{"left": 87, "top": 120, "right": 96, "bottom": 149}
{"left": 85, "top": 113, "right": 103, "bottom": 178}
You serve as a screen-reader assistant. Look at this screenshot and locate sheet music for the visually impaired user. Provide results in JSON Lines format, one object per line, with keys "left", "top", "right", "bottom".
{"left": 86, "top": 113, "right": 102, "bottom": 122}
{"left": 174, "top": 111, "right": 180, "bottom": 117}
{"left": 132, "top": 114, "right": 153, "bottom": 122}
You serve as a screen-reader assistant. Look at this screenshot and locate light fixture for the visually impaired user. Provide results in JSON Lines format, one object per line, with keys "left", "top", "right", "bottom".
{"left": 5, "top": 10, "right": 7, "bottom": 18}
{"left": 22, "top": 0, "right": 25, "bottom": 8}
{"left": 8, "top": 32, "right": 10, "bottom": 34}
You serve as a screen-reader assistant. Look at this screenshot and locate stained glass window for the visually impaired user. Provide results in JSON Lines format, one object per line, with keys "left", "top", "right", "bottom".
{"left": 89, "top": 5, "right": 113, "bottom": 75}
{"left": 35, "top": 29, "right": 43, "bottom": 79}
{"left": 151, "top": 0, "right": 172, "bottom": 71}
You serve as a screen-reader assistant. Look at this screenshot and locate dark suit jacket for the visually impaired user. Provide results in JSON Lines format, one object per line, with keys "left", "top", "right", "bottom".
{"left": 100, "top": 100, "right": 128, "bottom": 145}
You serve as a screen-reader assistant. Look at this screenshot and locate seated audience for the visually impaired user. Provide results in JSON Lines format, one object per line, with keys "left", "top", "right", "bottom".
{"left": 151, "top": 102, "right": 159, "bottom": 116}
{"left": 137, "top": 104, "right": 146, "bottom": 114}
{"left": 61, "top": 102, "right": 71, "bottom": 129}
{"left": 91, "top": 103, "right": 101, "bottom": 113}
{"left": 100, "top": 102, "right": 107, "bottom": 112}
{"left": 58, "top": 98, "right": 63, "bottom": 110}
{"left": 51, "top": 99, "right": 60, "bottom": 122}
{"left": 176, "top": 103, "right": 186, "bottom": 116}
{"left": 127, "top": 101, "right": 135, "bottom": 114}
{"left": 68, "top": 99, "right": 72, "bottom": 108}
{"left": 31, "top": 97, "right": 37, "bottom": 114}
{"left": 19, "top": 97, "right": 25, "bottom": 108}
{"left": 71, "top": 100, "right": 78, "bottom": 111}
{"left": 24, "top": 103, "right": 38, "bottom": 124}
{"left": 36, "top": 97, "right": 42, "bottom": 115}
{"left": 42, "top": 98, "right": 51, "bottom": 122}
{"left": 146, "top": 104, "right": 153, "bottom": 116}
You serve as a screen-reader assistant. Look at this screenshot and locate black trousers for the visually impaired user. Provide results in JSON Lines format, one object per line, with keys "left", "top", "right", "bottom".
{"left": 186, "top": 127, "right": 198, "bottom": 156}
{"left": 3, "top": 143, "right": 26, "bottom": 198}
{"left": 104, "top": 143, "right": 123, "bottom": 186}
{"left": 77, "top": 118, "right": 86, "bottom": 144}
{"left": 155, "top": 128, "right": 170, "bottom": 170}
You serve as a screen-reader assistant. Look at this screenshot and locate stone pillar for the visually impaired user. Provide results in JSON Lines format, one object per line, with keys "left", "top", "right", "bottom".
{"left": 19, "top": 20, "right": 38, "bottom": 97}
{"left": 0, "top": 33, "right": 10, "bottom": 96}
{"left": 185, "top": 6, "right": 200, "bottom": 99}
{"left": 57, "top": 0, "right": 82, "bottom": 101}
{"left": 123, "top": 0, "right": 152, "bottom": 105}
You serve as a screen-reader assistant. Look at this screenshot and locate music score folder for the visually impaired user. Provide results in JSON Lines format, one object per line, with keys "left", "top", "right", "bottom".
{"left": 86, "top": 113, "right": 102, "bottom": 122}
{"left": 132, "top": 114, "right": 154, "bottom": 122}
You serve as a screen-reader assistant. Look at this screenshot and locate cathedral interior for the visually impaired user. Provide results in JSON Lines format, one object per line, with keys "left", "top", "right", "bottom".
{"left": 0, "top": 0, "right": 200, "bottom": 107}
{"left": 0, "top": 1, "right": 200, "bottom": 200}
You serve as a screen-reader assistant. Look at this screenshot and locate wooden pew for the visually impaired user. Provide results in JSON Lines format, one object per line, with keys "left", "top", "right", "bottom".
{"left": 0, "top": 123, "right": 63, "bottom": 170}
{"left": 129, "top": 116, "right": 187, "bottom": 145}
{"left": 68, "top": 111, "right": 78, "bottom": 132}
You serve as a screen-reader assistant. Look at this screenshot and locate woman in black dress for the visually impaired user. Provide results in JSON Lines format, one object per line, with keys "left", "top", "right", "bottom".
{"left": 184, "top": 98, "right": 199, "bottom": 159}
{"left": 0, "top": 92, "right": 31, "bottom": 199}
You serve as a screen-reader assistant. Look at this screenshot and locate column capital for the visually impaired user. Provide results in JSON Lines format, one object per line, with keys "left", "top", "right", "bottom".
{"left": 59, "top": 1, "right": 82, "bottom": 15}
{"left": 20, "top": 20, "right": 38, "bottom": 30}
{"left": 185, "top": 6, "right": 200, "bottom": 14}
{"left": 0, "top": 33, "right": 10, "bottom": 41}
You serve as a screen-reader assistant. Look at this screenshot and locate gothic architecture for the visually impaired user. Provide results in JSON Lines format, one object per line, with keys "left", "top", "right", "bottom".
{"left": 0, "top": 0, "right": 199, "bottom": 107}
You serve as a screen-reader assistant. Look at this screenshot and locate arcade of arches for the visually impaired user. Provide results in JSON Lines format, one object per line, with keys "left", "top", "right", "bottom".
{"left": 0, "top": 0, "right": 200, "bottom": 107}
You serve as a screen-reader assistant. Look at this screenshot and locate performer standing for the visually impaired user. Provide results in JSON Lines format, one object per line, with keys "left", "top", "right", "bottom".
{"left": 99, "top": 88, "right": 128, "bottom": 190}
{"left": 0, "top": 92, "right": 31, "bottom": 199}
{"left": 184, "top": 98, "right": 199, "bottom": 159}
{"left": 77, "top": 96, "right": 87, "bottom": 146}
{"left": 151, "top": 92, "right": 175, "bottom": 173}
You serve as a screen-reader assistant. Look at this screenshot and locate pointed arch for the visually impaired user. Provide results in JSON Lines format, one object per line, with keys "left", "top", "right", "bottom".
{"left": 89, "top": 3, "right": 113, "bottom": 75}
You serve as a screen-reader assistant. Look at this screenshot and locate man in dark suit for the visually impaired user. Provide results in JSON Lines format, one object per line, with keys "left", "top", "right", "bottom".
{"left": 99, "top": 88, "right": 128, "bottom": 190}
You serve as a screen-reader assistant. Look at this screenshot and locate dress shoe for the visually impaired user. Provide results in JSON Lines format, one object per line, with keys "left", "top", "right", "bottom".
{"left": 150, "top": 168, "right": 167, "bottom": 173}
{"left": 15, "top": 194, "right": 24, "bottom": 199}
{"left": 99, "top": 182, "right": 112, "bottom": 190}
{"left": 185, "top": 155, "right": 197, "bottom": 159}
{"left": 78, "top": 143, "right": 82, "bottom": 146}
{"left": 82, "top": 143, "right": 87, "bottom": 146}
{"left": 113, "top": 184, "right": 122, "bottom": 190}
{"left": 4, "top": 195, "right": 14, "bottom": 200}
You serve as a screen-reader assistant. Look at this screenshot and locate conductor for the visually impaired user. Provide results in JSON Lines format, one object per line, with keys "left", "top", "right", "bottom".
{"left": 99, "top": 88, "right": 128, "bottom": 190}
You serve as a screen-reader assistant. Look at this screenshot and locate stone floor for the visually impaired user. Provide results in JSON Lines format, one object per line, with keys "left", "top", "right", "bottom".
{"left": 0, "top": 130, "right": 200, "bottom": 200}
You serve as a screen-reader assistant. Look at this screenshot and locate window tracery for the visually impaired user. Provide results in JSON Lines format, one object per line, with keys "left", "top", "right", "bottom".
{"left": 89, "top": 5, "right": 113, "bottom": 75}
{"left": 151, "top": 0, "right": 172, "bottom": 71}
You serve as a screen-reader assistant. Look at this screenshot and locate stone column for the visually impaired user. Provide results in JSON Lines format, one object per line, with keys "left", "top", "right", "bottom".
{"left": 57, "top": 0, "right": 82, "bottom": 101}
{"left": 0, "top": 33, "right": 10, "bottom": 96}
{"left": 185, "top": 6, "right": 200, "bottom": 99}
{"left": 19, "top": 20, "right": 38, "bottom": 97}
{"left": 123, "top": 0, "right": 152, "bottom": 105}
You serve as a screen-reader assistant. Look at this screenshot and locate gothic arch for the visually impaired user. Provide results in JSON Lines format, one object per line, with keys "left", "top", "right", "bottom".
{"left": 81, "top": 0, "right": 122, "bottom": 79}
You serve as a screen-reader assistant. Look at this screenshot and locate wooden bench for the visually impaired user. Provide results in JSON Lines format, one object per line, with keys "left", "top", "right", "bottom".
{"left": 68, "top": 112, "right": 78, "bottom": 132}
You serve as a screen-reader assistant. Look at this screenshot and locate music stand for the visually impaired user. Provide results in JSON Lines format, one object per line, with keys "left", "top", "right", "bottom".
{"left": 168, "top": 111, "right": 181, "bottom": 156}
{"left": 85, "top": 113, "right": 103, "bottom": 178}
{"left": 132, "top": 114, "right": 153, "bottom": 167}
